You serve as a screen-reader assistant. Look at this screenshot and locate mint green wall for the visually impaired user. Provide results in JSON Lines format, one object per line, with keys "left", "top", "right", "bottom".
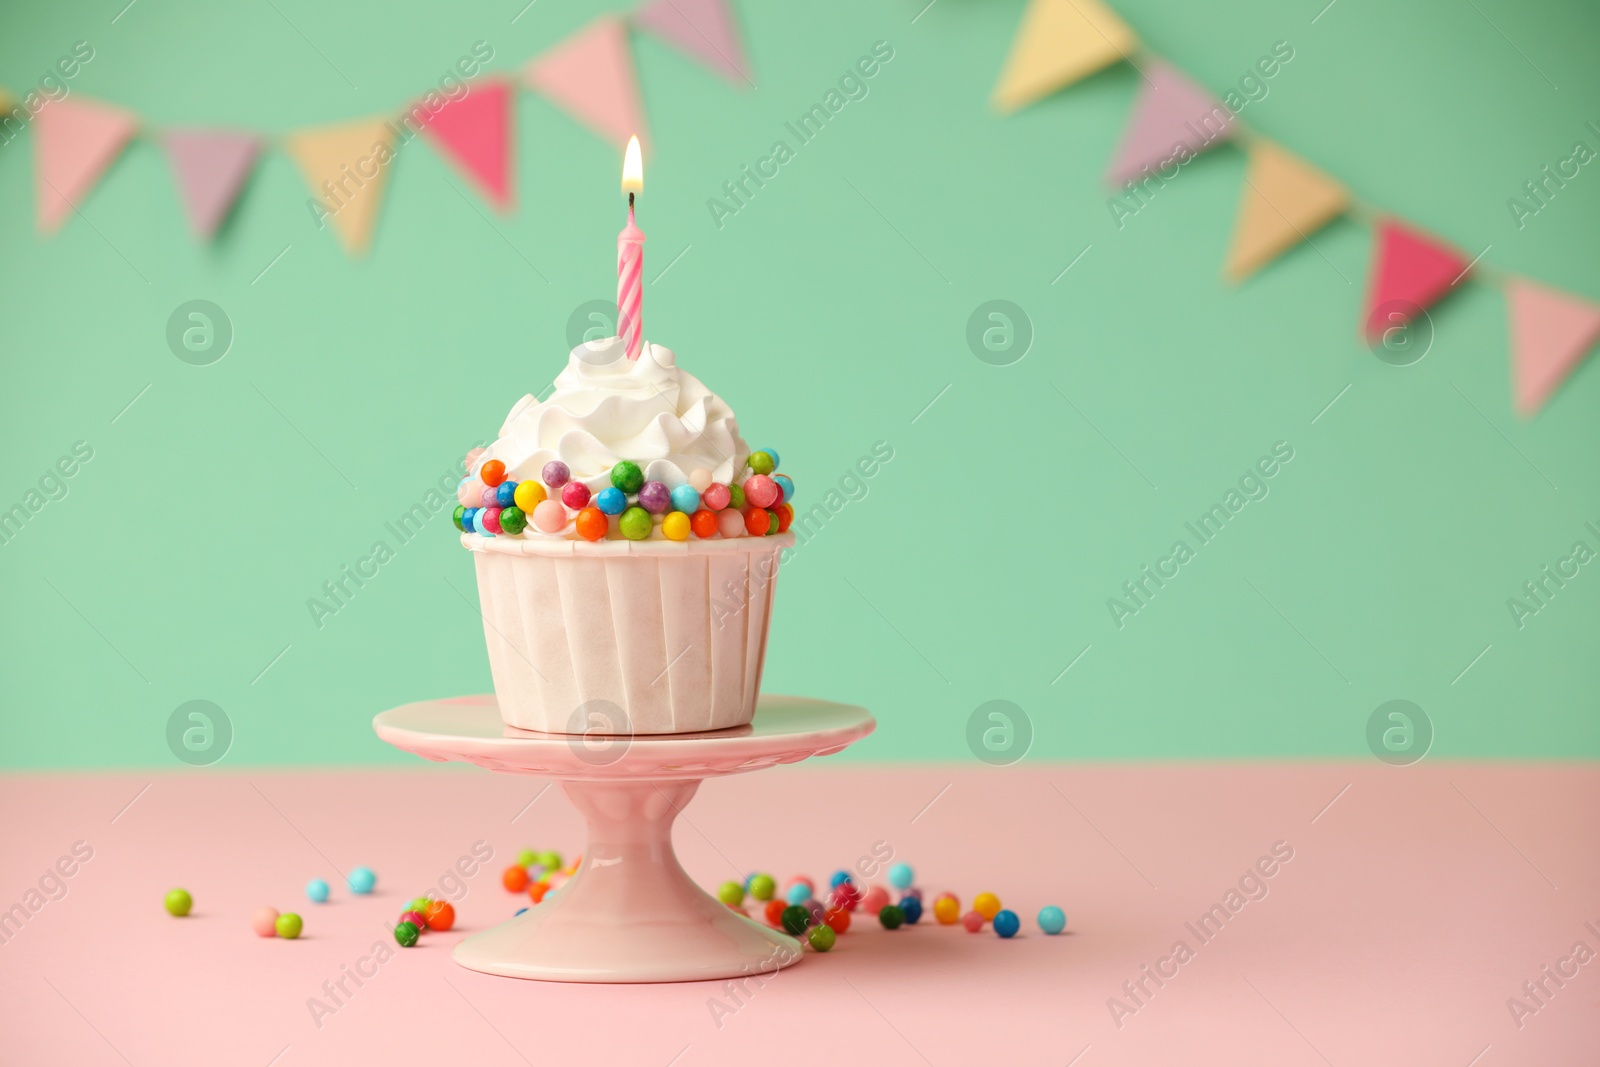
{"left": 2, "top": 0, "right": 1596, "bottom": 769}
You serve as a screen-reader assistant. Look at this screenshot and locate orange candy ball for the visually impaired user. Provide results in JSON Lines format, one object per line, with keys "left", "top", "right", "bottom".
{"left": 690, "top": 509, "right": 719, "bottom": 539}
{"left": 479, "top": 459, "right": 506, "bottom": 487}
{"left": 764, "top": 899, "right": 788, "bottom": 927}
{"left": 824, "top": 907, "right": 851, "bottom": 934}
{"left": 423, "top": 900, "right": 456, "bottom": 931}
{"left": 775, "top": 503, "right": 793, "bottom": 532}
{"left": 744, "top": 507, "right": 770, "bottom": 536}
{"left": 528, "top": 882, "right": 550, "bottom": 903}
{"left": 575, "top": 506, "right": 609, "bottom": 542}
{"left": 502, "top": 866, "right": 528, "bottom": 892}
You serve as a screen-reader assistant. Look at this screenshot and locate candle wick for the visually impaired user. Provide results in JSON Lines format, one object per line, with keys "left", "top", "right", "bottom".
{"left": 628, "top": 191, "right": 635, "bottom": 209}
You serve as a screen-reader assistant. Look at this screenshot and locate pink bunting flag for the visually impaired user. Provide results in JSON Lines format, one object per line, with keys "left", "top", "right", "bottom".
{"left": 1106, "top": 61, "right": 1233, "bottom": 186}
{"left": 418, "top": 80, "right": 515, "bottom": 210}
{"left": 162, "top": 130, "right": 261, "bottom": 239}
{"left": 524, "top": 16, "right": 648, "bottom": 150}
{"left": 33, "top": 97, "right": 137, "bottom": 233}
{"left": 1507, "top": 279, "right": 1600, "bottom": 415}
{"left": 1362, "top": 220, "right": 1469, "bottom": 342}
{"left": 634, "top": 0, "right": 751, "bottom": 87}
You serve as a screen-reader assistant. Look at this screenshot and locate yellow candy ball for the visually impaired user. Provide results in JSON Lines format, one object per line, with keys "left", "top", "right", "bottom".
{"left": 513, "top": 481, "right": 547, "bottom": 512}
{"left": 933, "top": 896, "right": 961, "bottom": 925}
{"left": 662, "top": 511, "right": 691, "bottom": 541}
{"left": 974, "top": 892, "right": 1001, "bottom": 920}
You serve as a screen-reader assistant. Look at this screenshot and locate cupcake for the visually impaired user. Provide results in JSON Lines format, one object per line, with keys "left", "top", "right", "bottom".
{"left": 454, "top": 336, "right": 795, "bottom": 735}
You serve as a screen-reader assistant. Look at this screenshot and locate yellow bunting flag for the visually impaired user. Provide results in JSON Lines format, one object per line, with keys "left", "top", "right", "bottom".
{"left": 0, "top": 86, "right": 12, "bottom": 113}
{"left": 1225, "top": 142, "right": 1348, "bottom": 281}
{"left": 285, "top": 120, "right": 396, "bottom": 256}
{"left": 992, "top": 0, "right": 1137, "bottom": 113}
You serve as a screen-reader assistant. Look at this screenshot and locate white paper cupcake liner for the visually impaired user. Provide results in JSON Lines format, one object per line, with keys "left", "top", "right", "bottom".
{"left": 467, "top": 532, "right": 792, "bottom": 734}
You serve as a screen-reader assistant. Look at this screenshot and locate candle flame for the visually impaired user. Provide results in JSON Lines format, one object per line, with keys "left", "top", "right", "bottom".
{"left": 621, "top": 135, "right": 643, "bottom": 193}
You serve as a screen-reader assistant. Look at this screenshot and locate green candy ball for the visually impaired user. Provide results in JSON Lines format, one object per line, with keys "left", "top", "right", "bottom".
{"left": 452, "top": 505, "right": 466, "bottom": 531}
{"left": 407, "top": 896, "right": 431, "bottom": 913}
{"left": 275, "top": 912, "right": 304, "bottom": 939}
{"left": 164, "top": 888, "right": 192, "bottom": 917}
{"left": 748, "top": 874, "right": 776, "bottom": 901}
{"left": 807, "top": 924, "right": 836, "bottom": 952}
{"left": 728, "top": 483, "right": 745, "bottom": 510}
{"left": 766, "top": 512, "right": 780, "bottom": 535}
{"left": 619, "top": 506, "right": 652, "bottom": 541}
{"left": 535, "top": 850, "right": 562, "bottom": 871}
{"left": 394, "top": 920, "right": 419, "bottom": 947}
{"left": 781, "top": 905, "right": 811, "bottom": 936}
{"left": 610, "top": 461, "right": 644, "bottom": 495}
{"left": 748, "top": 451, "right": 775, "bottom": 476}
{"left": 878, "top": 905, "right": 905, "bottom": 930}
{"left": 499, "top": 505, "right": 527, "bottom": 534}
{"left": 717, "top": 881, "right": 745, "bottom": 907}
{"left": 516, "top": 849, "right": 537, "bottom": 868}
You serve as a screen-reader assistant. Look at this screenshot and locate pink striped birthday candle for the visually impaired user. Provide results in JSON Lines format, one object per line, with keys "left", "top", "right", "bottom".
{"left": 617, "top": 135, "right": 645, "bottom": 361}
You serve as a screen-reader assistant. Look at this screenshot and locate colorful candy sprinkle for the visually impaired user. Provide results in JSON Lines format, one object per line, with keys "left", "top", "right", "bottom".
{"left": 638, "top": 481, "right": 671, "bottom": 514}
{"left": 744, "top": 507, "right": 770, "bottom": 536}
{"left": 532, "top": 499, "right": 567, "bottom": 533}
{"left": 513, "top": 481, "right": 547, "bottom": 512}
{"left": 479, "top": 460, "right": 506, "bottom": 487}
{"left": 306, "top": 879, "right": 330, "bottom": 903}
{"left": 703, "top": 483, "right": 731, "bottom": 511}
{"left": 595, "top": 487, "right": 626, "bottom": 515}
{"left": 164, "top": 888, "right": 192, "bottom": 917}
{"left": 748, "top": 451, "right": 776, "bottom": 476}
{"left": 610, "top": 461, "right": 644, "bottom": 494}
{"left": 499, "top": 506, "right": 528, "bottom": 535}
{"left": 619, "top": 506, "right": 652, "bottom": 540}
{"left": 251, "top": 906, "right": 279, "bottom": 937}
{"left": 496, "top": 481, "right": 518, "bottom": 508}
{"left": 561, "top": 481, "right": 591, "bottom": 509}
{"left": 993, "top": 910, "right": 1020, "bottom": 938}
{"left": 662, "top": 511, "right": 691, "bottom": 541}
{"left": 482, "top": 507, "right": 503, "bottom": 535}
{"left": 691, "top": 509, "right": 719, "bottom": 539}
{"left": 670, "top": 484, "right": 701, "bottom": 513}
{"left": 576, "top": 507, "right": 608, "bottom": 542}
{"left": 480, "top": 485, "right": 500, "bottom": 508}
{"left": 542, "top": 461, "right": 570, "bottom": 488}
{"left": 1037, "top": 906, "right": 1066, "bottom": 935}
{"left": 743, "top": 475, "right": 779, "bottom": 509}
{"left": 716, "top": 509, "right": 745, "bottom": 539}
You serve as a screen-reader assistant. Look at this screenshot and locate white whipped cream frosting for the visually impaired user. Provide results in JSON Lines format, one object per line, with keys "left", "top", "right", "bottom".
{"left": 479, "top": 338, "right": 748, "bottom": 495}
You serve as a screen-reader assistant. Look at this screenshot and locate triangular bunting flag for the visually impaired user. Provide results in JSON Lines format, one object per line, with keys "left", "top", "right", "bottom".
{"left": 34, "top": 97, "right": 137, "bottom": 233}
{"left": 0, "top": 86, "right": 13, "bottom": 113}
{"left": 524, "top": 16, "right": 648, "bottom": 150}
{"left": 285, "top": 120, "right": 395, "bottom": 256}
{"left": 1507, "top": 279, "right": 1600, "bottom": 415}
{"left": 162, "top": 130, "right": 261, "bottom": 239}
{"left": 992, "top": 0, "right": 1136, "bottom": 113}
{"left": 634, "top": 0, "right": 751, "bottom": 87}
{"left": 1106, "top": 61, "right": 1232, "bottom": 185}
{"left": 417, "top": 80, "right": 515, "bottom": 210}
{"left": 1362, "top": 219, "right": 1468, "bottom": 341}
{"left": 1224, "top": 143, "right": 1348, "bottom": 281}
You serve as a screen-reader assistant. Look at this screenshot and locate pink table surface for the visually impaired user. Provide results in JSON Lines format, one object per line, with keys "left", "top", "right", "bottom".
{"left": 1, "top": 762, "right": 1595, "bottom": 1067}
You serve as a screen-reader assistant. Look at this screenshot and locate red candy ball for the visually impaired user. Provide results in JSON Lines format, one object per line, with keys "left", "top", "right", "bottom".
{"left": 423, "top": 900, "right": 455, "bottom": 931}
{"left": 743, "top": 475, "right": 780, "bottom": 509}
{"left": 775, "top": 503, "right": 793, "bottom": 532}
{"left": 764, "top": 899, "right": 788, "bottom": 928}
{"left": 479, "top": 459, "right": 506, "bottom": 487}
{"left": 503, "top": 866, "right": 528, "bottom": 892}
{"left": 400, "top": 910, "right": 428, "bottom": 931}
{"left": 824, "top": 906, "right": 851, "bottom": 934}
{"left": 744, "top": 507, "right": 770, "bottom": 536}
{"left": 690, "top": 509, "right": 719, "bottom": 539}
{"left": 962, "top": 910, "right": 986, "bottom": 932}
{"left": 561, "top": 481, "right": 591, "bottom": 509}
{"left": 703, "top": 483, "right": 731, "bottom": 511}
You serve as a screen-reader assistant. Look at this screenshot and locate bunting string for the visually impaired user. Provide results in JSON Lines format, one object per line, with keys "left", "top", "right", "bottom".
{"left": 993, "top": 0, "right": 1597, "bottom": 416}
{"left": 0, "top": 1, "right": 747, "bottom": 255}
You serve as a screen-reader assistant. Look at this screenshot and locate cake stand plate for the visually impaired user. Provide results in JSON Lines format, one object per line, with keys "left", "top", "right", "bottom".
{"left": 373, "top": 694, "right": 874, "bottom": 983}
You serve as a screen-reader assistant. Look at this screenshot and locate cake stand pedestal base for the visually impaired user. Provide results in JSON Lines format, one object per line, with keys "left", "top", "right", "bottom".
{"left": 373, "top": 694, "right": 874, "bottom": 984}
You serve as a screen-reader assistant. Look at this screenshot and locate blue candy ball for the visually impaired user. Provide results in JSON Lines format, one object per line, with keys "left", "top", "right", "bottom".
{"left": 461, "top": 507, "right": 477, "bottom": 531}
{"left": 829, "top": 869, "right": 853, "bottom": 889}
{"left": 347, "top": 867, "right": 376, "bottom": 895}
{"left": 306, "top": 878, "right": 330, "bottom": 903}
{"left": 595, "top": 486, "right": 627, "bottom": 515}
{"left": 760, "top": 448, "right": 780, "bottom": 470}
{"left": 899, "top": 896, "right": 923, "bottom": 924}
{"left": 887, "top": 863, "right": 914, "bottom": 890}
{"left": 774, "top": 474, "right": 794, "bottom": 503}
{"left": 785, "top": 882, "right": 812, "bottom": 906}
{"left": 993, "top": 909, "right": 1020, "bottom": 938}
{"left": 670, "top": 484, "right": 700, "bottom": 514}
{"left": 496, "top": 481, "right": 518, "bottom": 508}
{"left": 1037, "top": 906, "right": 1067, "bottom": 935}
{"left": 514, "top": 907, "right": 528, "bottom": 917}
{"left": 472, "top": 509, "right": 490, "bottom": 535}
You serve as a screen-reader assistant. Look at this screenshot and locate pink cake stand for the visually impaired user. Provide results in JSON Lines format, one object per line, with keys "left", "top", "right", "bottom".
{"left": 373, "top": 693, "right": 874, "bottom": 983}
